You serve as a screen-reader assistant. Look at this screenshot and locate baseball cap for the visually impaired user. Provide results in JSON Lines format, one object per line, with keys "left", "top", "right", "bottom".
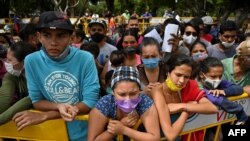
{"left": 111, "top": 66, "right": 140, "bottom": 90}
{"left": 202, "top": 16, "right": 213, "bottom": 25}
{"left": 236, "top": 40, "right": 250, "bottom": 55}
{"left": 36, "top": 11, "right": 73, "bottom": 32}
{"left": 88, "top": 19, "right": 107, "bottom": 29}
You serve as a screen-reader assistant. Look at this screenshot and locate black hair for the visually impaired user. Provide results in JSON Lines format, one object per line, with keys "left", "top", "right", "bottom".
{"left": 116, "top": 29, "right": 138, "bottom": 51}
{"left": 80, "top": 42, "right": 100, "bottom": 59}
{"left": 200, "top": 57, "right": 224, "bottom": 73}
{"left": 163, "top": 18, "right": 180, "bottom": 28}
{"left": 110, "top": 50, "right": 125, "bottom": 67}
{"left": 219, "top": 20, "right": 238, "bottom": 34}
{"left": 189, "top": 17, "right": 204, "bottom": 26}
{"left": 189, "top": 40, "right": 207, "bottom": 55}
{"left": 0, "top": 34, "right": 11, "bottom": 45}
{"left": 140, "top": 37, "right": 161, "bottom": 53}
{"left": 19, "top": 23, "right": 37, "bottom": 41}
{"left": 142, "top": 24, "right": 163, "bottom": 36}
{"left": 105, "top": 70, "right": 114, "bottom": 86}
{"left": 180, "top": 22, "right": 200, "bottom": 36}
{"left": 167, "top": 54, "right": 194, "bottom": 73}
{"left": 73, "top": 29, "right": 86, "bottom": 42}
{"left": 10, "top": 41, "right": 36, "bottom": 62}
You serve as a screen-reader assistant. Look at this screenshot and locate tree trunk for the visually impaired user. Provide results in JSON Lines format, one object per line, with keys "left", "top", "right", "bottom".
{"left": 105, "top": 0, "right": 114, "bottom": 13}
{"left": 70, "top": 0, "right": 75, "bottom": 17}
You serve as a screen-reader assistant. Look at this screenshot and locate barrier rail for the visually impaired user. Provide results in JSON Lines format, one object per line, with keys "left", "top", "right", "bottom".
{"left": 0, "top": 93, "right": 249, "bottom": 141}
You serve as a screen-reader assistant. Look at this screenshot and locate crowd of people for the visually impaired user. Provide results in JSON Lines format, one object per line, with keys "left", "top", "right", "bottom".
{"left": 0, "top": 10, "right": 250, "bottom": 141}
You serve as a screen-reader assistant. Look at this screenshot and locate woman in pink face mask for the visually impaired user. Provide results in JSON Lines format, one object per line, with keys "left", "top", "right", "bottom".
{"left": 117, "top": 29, "right": 141, "bottom": 67}
{"left": 88, "top": 66, "right": 160, "bottom": 141}
{"left": 190, "top": 40, "right": 208, "bottom": 62}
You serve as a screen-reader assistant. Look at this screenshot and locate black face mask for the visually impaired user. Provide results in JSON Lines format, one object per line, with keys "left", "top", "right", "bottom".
{"left": 122, "top": 46, "right": 136, "bottom": 55}
{"left": 91, "top": 32, "right": 105, "bottom": 43}
{"left": 130, "top": 28, "right": 139, "bottom": 35}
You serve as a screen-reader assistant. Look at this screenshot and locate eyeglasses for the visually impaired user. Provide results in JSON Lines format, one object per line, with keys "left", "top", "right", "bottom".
{"left": 185, "top": 31, "right": 197, "bottom": 37}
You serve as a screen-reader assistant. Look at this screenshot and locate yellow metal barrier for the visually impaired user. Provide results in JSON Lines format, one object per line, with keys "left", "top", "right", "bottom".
{"left": 0, "top": 93, "right": 249, "bottom": 141}
{"left": 0, "top": 118, "right": 69, "bottom": 141}
{"left": 176, "top": 92, "right": 249, "bottom": 141}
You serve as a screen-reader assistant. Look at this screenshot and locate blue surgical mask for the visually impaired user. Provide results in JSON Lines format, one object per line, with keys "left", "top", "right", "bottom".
{"left": 142, "top": 58, "right": 160, "bottom": 69}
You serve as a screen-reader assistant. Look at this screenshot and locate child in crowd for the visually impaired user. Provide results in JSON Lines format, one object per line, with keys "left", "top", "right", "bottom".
{"left": 100, "top": 50, "right": 125, "bottom": 91}
{"left": 71, "top": 29, "right": 86, "bottom": 48}
{"left": 198, "top": 57, "right": 248, "bottom": 125}
{"left": 80, "top": 42, "right": 101, "bottom": 74}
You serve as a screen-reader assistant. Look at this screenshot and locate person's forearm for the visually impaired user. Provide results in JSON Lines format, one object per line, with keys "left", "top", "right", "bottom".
{"left": 33, "top": 100, "right": 59, "bottom": 111}
{"left": 185, "top": 102, "right": 217, "bottom": 114}
{"left": 153, "top": 93, "right": 188, "bottom": 141}
{"left": 0, "top": 97, "right": 32, "bottom": 125}
{"left": 43, "top": 111, "right": 61, "bottom": 121}
{"left": 92, "top": 131, "right": 115, "bottom": 141}
{"left": 161, "top": 112, "right": 188, "bottom": 141}
{"left": 157, "top": 101, "right": 188, "bottom": 141}
{"left": 171, "top": 112, "right": 188, "bottom": 135}
{"left": 75, "top": 102, "right": 91, "bottom": 115}
{"left": 224, "top": 85, "right": 243, "bottom": 96}
{"left": 123, "top": 126, "right": 160, "bottom": 141}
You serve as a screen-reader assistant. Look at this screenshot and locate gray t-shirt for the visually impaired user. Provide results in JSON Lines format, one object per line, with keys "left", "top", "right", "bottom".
{"left": 97, "top": 42, "right": 117, "bottom": 66}
{"left": 207, "top": 43, "right": 237, "bottom": 60}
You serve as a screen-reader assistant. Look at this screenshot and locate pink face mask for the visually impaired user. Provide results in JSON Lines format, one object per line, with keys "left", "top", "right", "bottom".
{"left": 115, "top": 97, "right": 141, "bottom": 113}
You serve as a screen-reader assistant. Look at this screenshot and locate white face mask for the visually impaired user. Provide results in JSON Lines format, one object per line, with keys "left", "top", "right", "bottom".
{"left": 221, "top": 40, "right": 235, "bottom": 48}
{"left": 204, "top": 76, "right": 222, "bottom": 89}
{"left": 183, "top": 34, "right": 197, "bottom": 45}
{"left": 4, "top": 62, "right": 22, "bottom": 76}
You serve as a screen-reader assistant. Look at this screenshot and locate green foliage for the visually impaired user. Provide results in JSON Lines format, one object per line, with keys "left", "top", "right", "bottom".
{"left": 89, "top": 0, "right": 99, "bottom": 5}
{"left": 10, "top": 0, "right": 53, "bottom": 17}
{"left": 88, "top": 1, "right": 107, "bottom": 16}
{"left": 156, "top": 6, "right": 169, "bottom": 17}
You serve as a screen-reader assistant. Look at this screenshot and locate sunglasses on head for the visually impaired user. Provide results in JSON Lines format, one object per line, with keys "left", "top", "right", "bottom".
{"left": 185, "top": 31, "right": 197, "bottom": 37}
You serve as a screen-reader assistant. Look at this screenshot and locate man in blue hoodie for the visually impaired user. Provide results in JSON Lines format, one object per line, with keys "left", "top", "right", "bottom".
{"left": 13, "top": 11, "right": 100, "bottom": 141}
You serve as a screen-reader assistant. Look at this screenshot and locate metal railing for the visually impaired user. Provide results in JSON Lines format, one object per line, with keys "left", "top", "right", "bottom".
{"left": 0, "top": 93, "right": 249, "bottom": 141}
